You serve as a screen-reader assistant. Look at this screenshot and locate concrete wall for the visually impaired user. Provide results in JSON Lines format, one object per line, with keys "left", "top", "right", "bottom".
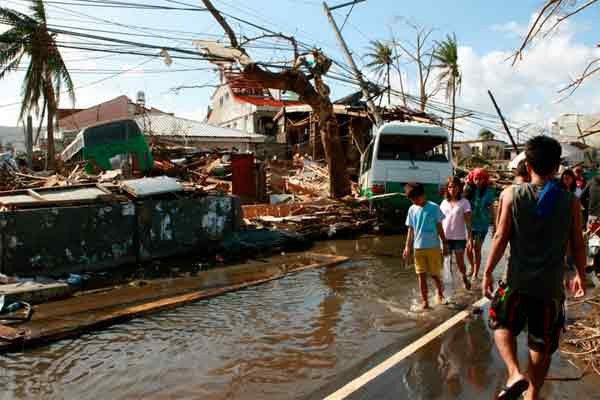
{"left": 207, "top": 85, "right": 255, "bottom": 130}
{"left": 0, "top": 195, "right": 241, "bottom": 277}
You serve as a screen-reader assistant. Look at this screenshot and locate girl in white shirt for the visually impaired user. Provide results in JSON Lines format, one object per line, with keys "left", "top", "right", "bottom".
{"left": 440, "top": 177, "right": 473, "bottom": 290}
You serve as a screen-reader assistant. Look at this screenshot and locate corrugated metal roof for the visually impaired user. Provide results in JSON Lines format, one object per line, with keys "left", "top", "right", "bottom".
{"left": 135, "top": 114, "right": 266, "bottom": 142}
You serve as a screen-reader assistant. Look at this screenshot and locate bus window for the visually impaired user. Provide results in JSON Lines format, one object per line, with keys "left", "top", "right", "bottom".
{"left": 377, "top": 135, "right": 448, "bottom": 162}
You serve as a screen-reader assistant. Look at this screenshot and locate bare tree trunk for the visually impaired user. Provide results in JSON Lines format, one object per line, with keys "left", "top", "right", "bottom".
{"left": 243, "top": 65, "right": 350, "bottom": 197}
{"left": 201, "top": 0, "right": 350, "bottom": 198}
{"left": 200, "top": 0, "right": 240, "bottom": 49}
{"left": 45, "top": 79, "right": 56, "bottom": 170}
{"left": 387, "top": 64, "right": 391, "bottom": 105}
{"left": 450, "top": 82, "right": 456, "bottom": 160}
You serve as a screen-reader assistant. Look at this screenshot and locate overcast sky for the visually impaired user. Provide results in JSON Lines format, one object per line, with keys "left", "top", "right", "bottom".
{"left": 1, "top": 0, "right": 600, "bottom": 141}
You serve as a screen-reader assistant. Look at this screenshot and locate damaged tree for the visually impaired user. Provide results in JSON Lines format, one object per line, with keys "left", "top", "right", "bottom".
{"left": 514, "top": 0, "right": 600, "bottom": 97}
{"left": 200, "top": 0, "right": 351, "bottom": 198}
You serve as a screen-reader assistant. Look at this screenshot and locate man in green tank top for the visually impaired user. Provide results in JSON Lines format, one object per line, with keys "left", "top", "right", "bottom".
{"left": 482, "top": 136, "right": 586, "bottom": 400}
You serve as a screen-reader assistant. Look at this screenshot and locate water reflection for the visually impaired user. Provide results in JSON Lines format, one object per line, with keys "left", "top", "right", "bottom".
{"left": 0, "top": 235, "right": 501, "bottom": 400}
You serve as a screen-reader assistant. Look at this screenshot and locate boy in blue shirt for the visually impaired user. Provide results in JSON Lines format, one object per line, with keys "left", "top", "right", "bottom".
{"left": 403, "top": 182, "right": 448, "bottom": 310}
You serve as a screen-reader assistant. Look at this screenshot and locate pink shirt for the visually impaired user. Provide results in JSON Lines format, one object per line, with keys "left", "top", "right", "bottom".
{"left": 440, "top": 198, "right": 471, "bottom": 240}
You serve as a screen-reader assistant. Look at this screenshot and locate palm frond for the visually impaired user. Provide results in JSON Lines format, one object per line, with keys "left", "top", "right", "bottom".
{"left": 30, "top": 0, "right": 47, "bottom": 23}
{"left": 432, "top": 33, "right": 461, "bottom": 101}
{"left": 0, "top": 52, "right": 24, "bottom": 81}
{"left": 3, "top": 1, "right": 75, "bottom": 124}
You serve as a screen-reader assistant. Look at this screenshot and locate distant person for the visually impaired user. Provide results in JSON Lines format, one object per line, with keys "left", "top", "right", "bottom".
{"left": 403, "top": 182, "right": 448, "bottom": 310}
{"left": 495, "top": 159, "right": 530, "bottom": 244}
{"left": 574, "top": 165, "right": 586, "bottom": 198}
{"left": 561, "top": 169, "right": 578, "bottom": 273}
{"left": 513, "top": 159, "right": 530, "bottom": 185}
{"left": 465, "top": 168, "right": 496, "bottom": 280}
{"left": 561, "top": 169, "right": 577, "bottom": 193}
{"left": 483, "top": 136, "right": 586, "bottom": 400}
{"left": 440, "top": 177, "right": 472, "bottom": 290}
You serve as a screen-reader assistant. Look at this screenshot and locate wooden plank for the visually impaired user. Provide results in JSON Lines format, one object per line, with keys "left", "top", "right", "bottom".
{"left": 0, "top": 324, "right": 26, "bottom": 342}
{"left": 26, "top": 189, "right": 45, "bottom": 201}
{"left": 324, "top": 297, "right": 490, "bottom": 400}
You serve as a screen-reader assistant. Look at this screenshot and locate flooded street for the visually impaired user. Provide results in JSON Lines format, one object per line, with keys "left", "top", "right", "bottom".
{"left": 0, "top": 234, "right": 595, "bottom": 399}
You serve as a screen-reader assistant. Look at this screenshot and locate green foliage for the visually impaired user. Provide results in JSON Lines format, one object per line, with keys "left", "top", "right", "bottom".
{"left": 364, "top": 40, "right": 394, "bottom": 82}
{"left": 0, "top": 0, "right": 75, "bottom": 121}
{"left": 432, "top": 33, "right": 461, "bottom": 101}
{"left": 478, "top": 128, "right": 495, "bottom": 140}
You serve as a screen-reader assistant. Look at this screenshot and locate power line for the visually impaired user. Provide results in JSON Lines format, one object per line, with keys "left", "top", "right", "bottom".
{"left": 10, "top": 0, "right": 208, "bottom": 11}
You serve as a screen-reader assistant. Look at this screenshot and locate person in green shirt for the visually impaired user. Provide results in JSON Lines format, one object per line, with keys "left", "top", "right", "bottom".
{"left": 465, "top": 168, "right": 496, "bottom": 280}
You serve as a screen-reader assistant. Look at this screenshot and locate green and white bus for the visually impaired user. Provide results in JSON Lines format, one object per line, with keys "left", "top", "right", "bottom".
{"left": 359, "top": 121, "right": 453, "bottom": 221}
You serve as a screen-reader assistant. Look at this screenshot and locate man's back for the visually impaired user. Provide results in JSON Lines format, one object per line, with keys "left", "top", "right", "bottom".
{"left": 508, "top": 183, "right": 573, "bottom": 300}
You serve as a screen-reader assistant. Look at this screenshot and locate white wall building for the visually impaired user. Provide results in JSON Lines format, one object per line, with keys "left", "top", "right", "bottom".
{"left": 551, "top": 113, "right": 600, "bottom": 148}
{"left": 207, "top": 70, "right": 303, "bottom": 139}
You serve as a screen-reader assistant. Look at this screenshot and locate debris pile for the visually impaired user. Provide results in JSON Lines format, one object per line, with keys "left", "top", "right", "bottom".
{"left": 151, "top": 144, "right": 233, "bottom": 193}
{"left": 562, "top": 294, "right": 600, "bottom": 376}
{"left": 286, "top": 160, "right": 330, "bottom": 198}
{"left": 243, "top": 199, "right": 376, "bottom": 239}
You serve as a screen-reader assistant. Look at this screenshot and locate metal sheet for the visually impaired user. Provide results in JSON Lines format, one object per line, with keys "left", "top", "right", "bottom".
{"left": 0, "top": 185, "right": 108, "bottom": 207}
{"left": 120, "top": 176, "right": 183, "bottom": 198}
{"left": 0, "top": 194, "right": 40, "bottom": 205}
{"left": 40, "top": 187, "right": 107, "bottom": 202}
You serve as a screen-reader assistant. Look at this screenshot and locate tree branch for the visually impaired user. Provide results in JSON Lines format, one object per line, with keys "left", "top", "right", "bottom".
{"left": 200, "top": 0, "right": 242, "bottom": 51}
{"left": 241, "top": 33, "right": 299, "bottom": 61}
{"left": 169, "top": 83, "right": 223, "bottom": 94}
{"left": 558, "top": 57, "right": 600, "bottom": 98}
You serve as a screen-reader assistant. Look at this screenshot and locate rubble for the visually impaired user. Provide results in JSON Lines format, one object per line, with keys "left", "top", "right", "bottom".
{"left": 243, "top": 199, "right": 376, "bottom": 239}
{"left": 562, "top": 294, "right": 600, "bottom": 376}
{"left": 1, "top": 142, "right": 376, "bottom": 239}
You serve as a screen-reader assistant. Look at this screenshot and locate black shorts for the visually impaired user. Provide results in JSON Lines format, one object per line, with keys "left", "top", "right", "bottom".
{"left": 489, "top": 291, "right": 565, "bottom": 354}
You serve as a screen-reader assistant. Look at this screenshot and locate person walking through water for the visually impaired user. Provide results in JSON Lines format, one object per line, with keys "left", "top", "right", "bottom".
{"left": 403, "top": 183, "right": 448, "bottom": 310}
{"left": 440, "top": 177, "right": 472, "bottom": 290}
{"left": 483, "top": 136, "right": 586, "bottom": 400}
{"left": 465, "top": 168, "right": 496, "bottom": 280}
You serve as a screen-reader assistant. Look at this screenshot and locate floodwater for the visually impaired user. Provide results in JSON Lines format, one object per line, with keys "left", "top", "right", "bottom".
{"left": 0, "top": 235, "right": 597, "bottom": 399}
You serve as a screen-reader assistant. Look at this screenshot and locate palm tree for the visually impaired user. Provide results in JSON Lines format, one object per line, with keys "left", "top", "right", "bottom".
{"left": 478, "top": 128, "right": 495, "bottom": 140}
{"left": 0, "top": 0, "right": 74, "bottom": 170}
{"left": 433, "top": 33, "right": 461, "bottom": 151}
{"left": 364, "top": 40, "right": 394, "bottom": 105}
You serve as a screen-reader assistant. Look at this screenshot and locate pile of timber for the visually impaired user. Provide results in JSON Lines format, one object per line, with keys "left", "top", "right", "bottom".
{"left": 286, "top": 161, "right": 330, "bottom": 198}
{"left": 561, "top": 294, "right": 600, "bottom": 376}
{"left": 151, "top": 145, "right": 232, "bottom": 194}
{"left": 244, "top": 200, "right": 376, "bottom": 239}
{"left": 0, "top": 163, "right": 106, "bottom": 191}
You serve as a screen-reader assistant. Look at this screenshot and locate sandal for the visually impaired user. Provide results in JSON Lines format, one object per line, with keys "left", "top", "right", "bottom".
{"left": 497, "top": 378, "right": 529, "bottom": 400}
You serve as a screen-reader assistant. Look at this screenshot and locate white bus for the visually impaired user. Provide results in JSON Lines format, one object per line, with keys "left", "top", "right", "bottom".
{"left": 359, "top": 121, "right": 453, "bottom": 214}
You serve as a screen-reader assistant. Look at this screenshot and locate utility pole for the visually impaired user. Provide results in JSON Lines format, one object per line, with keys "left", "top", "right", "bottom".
{"left": 25, "top": 115, "right": 33, "bottom": 168}
{"left": 323, "top": 1, "right": 383, "bottom": 126}
{"left": 487, "top": 90, "right": 518, "bottom": 153}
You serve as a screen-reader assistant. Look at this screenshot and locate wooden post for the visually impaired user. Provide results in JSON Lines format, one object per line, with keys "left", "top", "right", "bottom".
{"left": 323, "top": 1, "right": 383, "bottom": 126}
{"left": 487, "top": 90, "right": 519, "bottom": 153}
{"left": 25, "top": 116, "right": 33, "bottom": 168}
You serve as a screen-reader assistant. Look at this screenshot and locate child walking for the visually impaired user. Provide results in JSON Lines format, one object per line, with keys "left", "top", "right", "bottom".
{"left": 403, "top": 182, "right": 448, "bottom": 310}
{"left": 465, "top": 168, "right": 496, "bottom": 280}
{"left": 440, "top": 177, "right": 472, "bottom": 290}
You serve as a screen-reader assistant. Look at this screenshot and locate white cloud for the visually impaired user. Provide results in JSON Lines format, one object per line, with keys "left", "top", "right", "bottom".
{"left": 491, "top": 21, "right": 527, "bottom": 38}
{"left": 454, "top": 18, "right": 600, "bottom": 140}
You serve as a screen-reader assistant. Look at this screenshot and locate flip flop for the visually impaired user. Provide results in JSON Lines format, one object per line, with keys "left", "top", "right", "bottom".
{"left": 497, "top": 378, "right": 529, "bottom": 400}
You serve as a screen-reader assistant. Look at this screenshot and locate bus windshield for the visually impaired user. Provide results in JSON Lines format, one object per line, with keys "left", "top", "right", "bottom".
{"left": 377, "top": 134, "right": 449, "bottom": 162}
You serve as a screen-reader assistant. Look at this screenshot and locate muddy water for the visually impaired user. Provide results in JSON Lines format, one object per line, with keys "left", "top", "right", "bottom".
{"left": 0, "top": 235, "right": 547, "bottom": 399}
